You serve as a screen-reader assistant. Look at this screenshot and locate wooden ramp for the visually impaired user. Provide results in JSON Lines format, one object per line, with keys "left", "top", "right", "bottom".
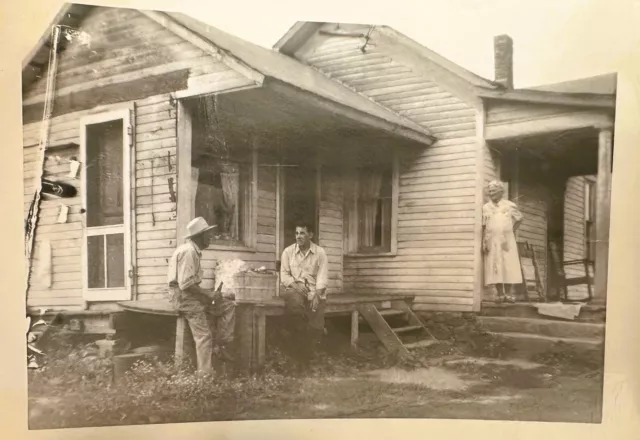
{"left": 356, "top": 300, "right": 435, "bottom": 358}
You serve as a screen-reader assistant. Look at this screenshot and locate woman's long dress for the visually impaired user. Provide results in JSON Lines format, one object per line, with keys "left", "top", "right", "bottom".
{"left": 482, "top": 199, "right": 523, "bottom": 285}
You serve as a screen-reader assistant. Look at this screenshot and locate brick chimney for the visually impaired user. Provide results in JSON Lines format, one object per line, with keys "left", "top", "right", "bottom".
{"left": 494, "top": 34, "right": 513, "bottom": 89}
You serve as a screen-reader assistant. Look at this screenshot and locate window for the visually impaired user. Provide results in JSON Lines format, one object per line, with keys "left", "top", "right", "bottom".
{"left": 585, "top": 178, "right": 596, "bottom": 260}
{"left": 191, "top": 149, "right": 254, "bottom": 248}
{"left": 345, "top": 153, "right": 398, "bottom": 255}
{"left": 80, "top": 109, "right": 131, "bottom": 301}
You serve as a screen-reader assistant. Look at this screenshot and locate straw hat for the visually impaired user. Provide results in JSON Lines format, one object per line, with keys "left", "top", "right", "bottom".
{"left": 184, "top": 217, "right": 217, "bottom": 239}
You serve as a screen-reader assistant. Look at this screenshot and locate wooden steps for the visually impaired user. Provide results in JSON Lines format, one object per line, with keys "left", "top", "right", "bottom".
{"left": 393, "top": 325, "right": 423, "bottom": 334}
{"left": 355, "top": 301, "right": 434, "bottom": 358}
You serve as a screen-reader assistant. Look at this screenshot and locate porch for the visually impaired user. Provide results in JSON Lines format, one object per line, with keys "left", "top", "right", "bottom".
{"left": 117, "top": 292, "right": 435, "bottom": 373}
{"left": 484, "top": 109, "right": 614, "bottom": 306}
{"left": 174, "top": 79, "right": 430, "bottom": 295}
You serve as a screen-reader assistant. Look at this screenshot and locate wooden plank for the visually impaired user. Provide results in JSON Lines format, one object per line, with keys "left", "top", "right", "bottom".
{"left": 351, "top": 310, "right": 359, "bottom": 349}
{"left": 22, "top": 70, "right": 189, "bottom": 124}
{"left": 413, "top": 303, "right": 472, "bottom": 312}
{"left": 472, "top": 106, "right": 485, "bottom": 312}
{"left": 390, "top": 152, "right": 399, "bottom": 255}
{"left": 174, "top": 316, "right": 187, "bottom": 367}
{"left": 140, "top": 10, "right": 264, "bottom": 85}
{"left": 486, "top": 112, "right": 613, "bottom": 141}
{"left": 356, "top": 303, "right": 409, "bottom": 357}
{"left": 344, "top": 267, "right": 473, "bottom": 277}
{"left": 235, "top": 305, "right": 255, "bottom": 373}
{"left": 594, "top": 128, "right": 612, "bottom": 301}
{"left": 256, "top": 311, "right": 266, "bottom": 370}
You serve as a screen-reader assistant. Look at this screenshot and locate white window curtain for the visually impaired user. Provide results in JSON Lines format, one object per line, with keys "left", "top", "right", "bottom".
{"left": 220, "top": 162, "right": 240, "bottom": 240}
{"left": 358, "top": 169, "right": 383, "bottom": 248}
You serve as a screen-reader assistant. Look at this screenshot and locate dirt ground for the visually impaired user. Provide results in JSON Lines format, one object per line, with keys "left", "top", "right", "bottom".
{"left": 27, "top": 329, "right": 604, "bottom": 429}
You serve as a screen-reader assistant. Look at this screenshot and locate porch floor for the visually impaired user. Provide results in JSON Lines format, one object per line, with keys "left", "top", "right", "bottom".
{"left": 118, "top": 293, "right": 417, "bottom": 317}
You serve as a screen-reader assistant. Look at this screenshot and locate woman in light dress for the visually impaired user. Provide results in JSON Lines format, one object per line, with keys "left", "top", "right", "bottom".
{"left": 482, "top": 180, "right": 524, "bottom": 303}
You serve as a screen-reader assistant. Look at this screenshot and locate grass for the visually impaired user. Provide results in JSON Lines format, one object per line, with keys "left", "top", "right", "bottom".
{"left": 27, "top": 326, "right": 604, "bottom": 429}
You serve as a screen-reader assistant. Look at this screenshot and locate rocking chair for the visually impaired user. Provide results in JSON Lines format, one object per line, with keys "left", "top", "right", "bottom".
{"left": 516, "top": 241, "right": 546, "bottom": 302}
{"left": 548, "top": 241, "right": 594, "bottom": 302}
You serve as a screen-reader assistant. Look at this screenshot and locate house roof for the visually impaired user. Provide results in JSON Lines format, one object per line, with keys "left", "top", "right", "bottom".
{"left": 22, "top": 5, "right": 435, "bottom": 145}
{"left": 164, "top": 12, "right": 434, "bottom": 141}
{"left": 22, "top": 3, "right": 94, "bottom": 91}
{"left": 275, "top": 21, "right": 500, "bottom": 90}
{"left": 528, "top": 73, "right": 617, "bottom": 95}
{"left": 274, "top": 21, "right": 617, "bottom": 110}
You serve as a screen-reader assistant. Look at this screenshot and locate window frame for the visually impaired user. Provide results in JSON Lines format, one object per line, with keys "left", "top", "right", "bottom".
{"left": 344, "top": 151, "right": 399, "bottom": 258}
{"left": 191, "top": 145, "right": 258, "bottom": 252}
{"left": 80, "top": 108, "right": 133, "bottom": 302}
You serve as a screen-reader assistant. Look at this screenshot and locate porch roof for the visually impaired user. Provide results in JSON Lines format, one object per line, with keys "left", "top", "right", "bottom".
{"left": 273, "top": 21, "right": 617, "bottom": 112}
{"left": 154, "top": 12, "right": 436, "bottom": 147}
{"left": 22, "top": 5, "right": 436, "bottom": 147}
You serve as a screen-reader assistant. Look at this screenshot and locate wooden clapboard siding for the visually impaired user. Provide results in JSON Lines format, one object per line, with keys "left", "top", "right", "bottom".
{"left": 318, "top": 167, "right": 344, "bottom": 294}
{"left": 23, "top": 93, "right": 177, "bottom": 309}
{"left": 564, "top": 176, "right": 589, "bottom": 299}
{"left": 484, "top": 145, "right": 500, "bottom": 186}
{"left": 133, "top": 94, "right": 178, "bottom": 300}
{"left": 299, "top": 30, "right": 479, "bottom": 311}
{"left": 517, "top": 179, "right": 549, "bottom": 286}
{"left": 23, "top": 7, "right": 257, "bottom": 310}
{"left": 23, "top": 7, "right": 241, "bottom": 104}
{"left": 24, "top": 127, "right": 84, "bottom": 309}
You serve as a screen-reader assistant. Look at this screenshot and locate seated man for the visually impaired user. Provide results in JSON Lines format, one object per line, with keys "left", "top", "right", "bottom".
{"left": 279, "top": 222, "right": 329, "bottom": 368}
{"left": 167, "top": 217, "right": 236, "bottom": 374}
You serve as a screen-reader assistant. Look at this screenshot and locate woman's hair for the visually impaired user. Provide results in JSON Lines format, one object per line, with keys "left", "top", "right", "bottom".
{"left": 486, "top": 180, "right": 505, "bottom": 193}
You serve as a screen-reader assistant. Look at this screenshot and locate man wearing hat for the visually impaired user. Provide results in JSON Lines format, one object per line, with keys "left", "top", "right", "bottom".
{"left": 167, "top": 217, "right": 236, "bottom": 374}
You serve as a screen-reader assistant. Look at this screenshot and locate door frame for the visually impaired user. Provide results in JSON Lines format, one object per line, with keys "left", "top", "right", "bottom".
{"left": 277, "top": 162, "right": 321, "bottom": 256}
{"left": 79, "top": 107, "right": 134, "bottom": 302}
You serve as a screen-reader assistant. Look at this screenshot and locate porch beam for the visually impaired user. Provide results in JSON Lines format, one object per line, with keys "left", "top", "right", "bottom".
{"left": 594, "top": 128, "right": 613, "bottom": 302}
{"left": 472, "top": 106, "right": 486, "bottom": 311}
{"left": 485, "top": 112, "right": 613, "bottom": 141}
{"left": 176, "top": 101, "right": 193, "bottom": 245}
{"left": 174, "top": 78, "right": 260, "bottom": 99}
{"left": 478, "top": 89, "right": 616, "bottom": 109}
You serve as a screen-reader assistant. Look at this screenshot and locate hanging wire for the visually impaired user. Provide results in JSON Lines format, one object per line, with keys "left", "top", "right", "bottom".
{"left": 361, "top": 25, "right": 375, "bottom": 53}
{"left": 25, "top": 25, "right": 62, "bottom": 295}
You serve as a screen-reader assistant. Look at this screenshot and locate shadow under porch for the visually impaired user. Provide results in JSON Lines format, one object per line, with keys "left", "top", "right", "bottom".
{"left": 485, "top": 127, "right": 611, "bottom": 305}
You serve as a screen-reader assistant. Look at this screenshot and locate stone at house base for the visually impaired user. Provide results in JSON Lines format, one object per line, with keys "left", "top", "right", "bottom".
{"left": 477, "top": 316, "right": 605, "bottom": 340}
{"left": 416, "top": 311, "right": 485, "bottom": 343}
{"left": 487, "top": 331, "right": 604, "bottom": 360}
{"left": 481, "top": 301, "right": 606, "bottom": 323}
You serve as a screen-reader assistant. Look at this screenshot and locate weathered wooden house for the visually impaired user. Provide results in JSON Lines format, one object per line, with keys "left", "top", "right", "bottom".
{"left": 22, "top": 6, "right": 615, "bottom": 335}
{"left": 22, "top": 5, "right": 435, "bottom": 331}
{"left": 274, "top": 23, "right": 616, "bottom": 310}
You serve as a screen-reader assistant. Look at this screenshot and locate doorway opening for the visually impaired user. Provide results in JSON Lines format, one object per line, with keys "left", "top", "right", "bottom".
{"left": 282, "top": 163, "right": 318, "bottom": 250}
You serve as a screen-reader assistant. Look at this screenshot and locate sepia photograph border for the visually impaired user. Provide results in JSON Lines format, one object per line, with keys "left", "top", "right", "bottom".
{"left": 1, "top": 0, "right": 640, "bottom": 438}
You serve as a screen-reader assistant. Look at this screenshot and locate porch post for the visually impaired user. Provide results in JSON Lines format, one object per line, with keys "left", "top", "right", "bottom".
{"left": 176, "top": 100, "right": 193, "bottom": 244}
{"left": 594, "top": 128, "right": 613, "bottom": 303}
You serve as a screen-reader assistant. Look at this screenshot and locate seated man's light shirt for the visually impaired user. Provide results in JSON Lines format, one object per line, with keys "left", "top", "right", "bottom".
{"left": 280, "top": 242, "right": 329, "bottom": 299}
